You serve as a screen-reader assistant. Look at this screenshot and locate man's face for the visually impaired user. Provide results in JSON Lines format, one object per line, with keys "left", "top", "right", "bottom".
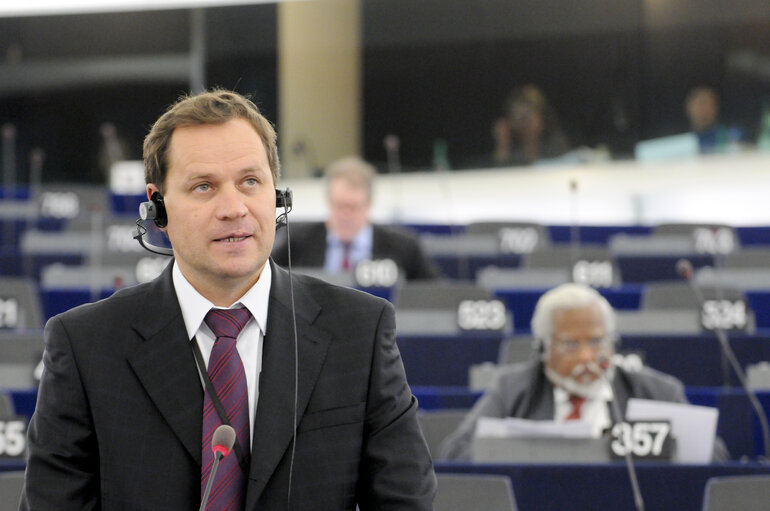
{"left": 545, "top": 304, "right": 612, "bottom": 385}
{"left": 326, "top": 178, "right": 371, "bottom": 243}
{"left": 148, "top": 118, "right": 276, "bottom": 303}
{"left": 687, "top": 90, "right": 719, "bottom": 132}
{"left": 509, "top": 102, "right": 544, "bottom": 139}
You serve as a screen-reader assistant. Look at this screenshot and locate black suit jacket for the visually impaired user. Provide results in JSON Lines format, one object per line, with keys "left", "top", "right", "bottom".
{"left": 21, "top": 260, "right": 436, "bottom": 510}
{"left": 271, "top": 222, "right": 441, "bottom": 281}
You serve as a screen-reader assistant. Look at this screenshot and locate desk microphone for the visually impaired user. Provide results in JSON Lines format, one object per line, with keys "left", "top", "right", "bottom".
{"left": 599, "top": 357, "right": 645, "bottom": 511}
{"left": 383, "top": 134, "right": 401, "bottom": 175}
{"left": 677, "top": 258, "right": 770, "bottom": 460}
{"left": 568, "top": 178, "right": 581, "bottom": 273}
{"left": 200, "top": 424, "right": 236, "bottom": 511}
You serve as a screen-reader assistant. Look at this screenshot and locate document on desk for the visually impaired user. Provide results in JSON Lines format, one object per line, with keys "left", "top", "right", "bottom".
{"left": 475, "top": 416, "right": 594, "bottom": 439}
{"left": 625, "top": 398, "right": 718, "bottom": 464}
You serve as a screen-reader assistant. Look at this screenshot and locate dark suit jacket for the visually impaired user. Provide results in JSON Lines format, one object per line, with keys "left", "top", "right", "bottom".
{"left": 439, "top": 358, "right": 690, "bottom": 461}
{"left": 21, "top": 260, "right": 436, "bottom": 510}
{"left": 271, "top": 222, "right": 441, "bottom": 281}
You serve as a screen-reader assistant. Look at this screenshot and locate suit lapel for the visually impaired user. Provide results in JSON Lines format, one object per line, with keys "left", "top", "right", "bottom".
{"left": 127, "top": 263, "right": 203, "bottom": 465}
{"left": 609, "top": 369, "right": 631, "bottom": 422}
{"left": 528, "top": 363, "right": 557, "bottom": 420}
{"left": 246, "top": 262, "right": 332, "bottom": 506}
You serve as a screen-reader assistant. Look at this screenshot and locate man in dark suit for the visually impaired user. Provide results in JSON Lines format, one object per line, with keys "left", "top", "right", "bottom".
{"left": 439, "top": 283, "right": 724, "bottom": 461}
{"left": 271, "top": 156, "right": 441, "bottom": 281}
{"left": 21, "top": 90, "right": 436, "bottom": 510}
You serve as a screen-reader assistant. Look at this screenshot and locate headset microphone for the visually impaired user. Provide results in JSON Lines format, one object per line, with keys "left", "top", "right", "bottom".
{"left": 280, "top": 187, "right": 300, "bottom": 509}
{"left": 140, "top": 191, "right": 167, "bottom": 228}
{"left": 275, "top": 188, "right": 293, "bottom": 229}
{"left": 133, "top": 220, "right": 174, "bottom": 256}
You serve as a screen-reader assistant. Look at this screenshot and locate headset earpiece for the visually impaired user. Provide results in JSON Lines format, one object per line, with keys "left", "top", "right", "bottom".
{"left": 276, "top": 188, "right": 292, "bottom": 209}
{"left": 141, "top": 189, "right": 288, "bottom": 229}
{"left": 138, "top": 191, "right": 168, "bottom": 228}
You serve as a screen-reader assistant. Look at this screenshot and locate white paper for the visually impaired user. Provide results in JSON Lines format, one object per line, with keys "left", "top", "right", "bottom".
{"left": 475, "top": 416, "right": 594, "bottom": 439}
{"left": 625, "top": 398, "right": 718, "bottom": 464}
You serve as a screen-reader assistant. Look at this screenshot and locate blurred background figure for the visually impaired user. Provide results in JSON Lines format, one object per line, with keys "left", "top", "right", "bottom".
{"left": 272, "top": 155, "right": 441, "bottom": 281}
{"left": 439, "top": 283, "right": 727, "bottom": 461}
{"left": 492, "top": 84, "right": 571, "bottom": 166}
{"left": 685, "top": 85, "right": 743, "bottom": 154}
{"left": 96, "top": 122, "right": 132, "bottom": 183}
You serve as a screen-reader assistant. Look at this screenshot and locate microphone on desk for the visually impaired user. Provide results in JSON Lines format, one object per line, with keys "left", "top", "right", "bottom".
{"left": 677, "top": 258, "right": 770, "bottom": 460}
{"left": 200, "top": 424, "right": 236, "bottom": 511}
{"left": 599, "top": 356, "right": 646, "bottom": 511}
{"left": 675, "top": 258, "right": 694, "bottom": 280}
{"left": 568, "top": 178, "right": 581, "bottom": 273}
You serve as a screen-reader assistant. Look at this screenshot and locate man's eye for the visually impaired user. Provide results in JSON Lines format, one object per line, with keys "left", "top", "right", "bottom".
{"left": 244, "top": 178, "right": 258, "bottom": 187}
{"left": 195, "top": 183, "right": 210, "bottom": 192}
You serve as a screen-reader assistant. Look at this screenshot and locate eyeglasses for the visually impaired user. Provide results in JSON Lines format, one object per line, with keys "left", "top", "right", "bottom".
{"left": 551, "top": 337, "right": 611, "bottom": 355}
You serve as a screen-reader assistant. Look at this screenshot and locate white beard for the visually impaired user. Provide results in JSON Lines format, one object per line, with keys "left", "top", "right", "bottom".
{"left": 544, "top": 360, "right": 615, "bottom": 399}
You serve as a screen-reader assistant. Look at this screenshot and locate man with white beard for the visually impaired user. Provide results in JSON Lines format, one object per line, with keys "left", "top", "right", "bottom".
{"left": 439, "top": 283, "right": 702, "bottom": 460}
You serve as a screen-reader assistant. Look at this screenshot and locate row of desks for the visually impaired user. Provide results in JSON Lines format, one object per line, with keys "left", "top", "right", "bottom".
{"left": 434, "top": 461, "right": 770, "bottom": 511}
{"left": 414, "top": 386, "right": 770, "bottom": 460}
{"left": 28, "top": 284, "right": 770, "bottom": 336}
{"left": 5, "top": 384, "right": 769, "bottom": 461}
{"left": 398, "top": 333, "right": 770, "bottom": 387}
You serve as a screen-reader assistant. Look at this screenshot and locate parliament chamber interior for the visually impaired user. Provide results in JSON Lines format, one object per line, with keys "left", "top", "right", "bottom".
{"left": 3, "top": 1, "right": 770, "bottom": 510}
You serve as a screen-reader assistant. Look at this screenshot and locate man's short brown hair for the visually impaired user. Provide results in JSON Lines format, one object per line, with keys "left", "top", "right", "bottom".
{"left": 143, "top": 89, "right": 280, "bottom": 192}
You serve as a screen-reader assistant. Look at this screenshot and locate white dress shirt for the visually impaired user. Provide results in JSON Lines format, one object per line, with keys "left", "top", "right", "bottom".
{"left": 553, "top": 384, "right": 613, "bottom": 438}
{"left": 172, "top": 261, "right": 271, "bottom": 445}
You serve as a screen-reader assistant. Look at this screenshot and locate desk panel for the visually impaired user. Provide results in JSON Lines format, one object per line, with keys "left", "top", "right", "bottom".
{"left": 622, "top": 334, "right": 770, "bottom": 387}
{"left": 434, "top": 461, "right": 770, "bottom": 511}
{"left": 398, "top": 334, "right": 503, "bottom": 386}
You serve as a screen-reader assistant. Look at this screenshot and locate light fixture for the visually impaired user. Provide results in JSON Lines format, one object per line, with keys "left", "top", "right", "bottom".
{"left": 0, "top": 0, "right": 299, "bottom": 18}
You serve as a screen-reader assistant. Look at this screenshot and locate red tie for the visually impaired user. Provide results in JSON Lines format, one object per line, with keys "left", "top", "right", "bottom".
{"left": 341, "top": 242, "right": 352, "bottom": 271}
{"left": 566, "top": 394, "right": 585, "bottom": 421}
{"left": 201, "top": 308, "right": 251, "bottom": 511}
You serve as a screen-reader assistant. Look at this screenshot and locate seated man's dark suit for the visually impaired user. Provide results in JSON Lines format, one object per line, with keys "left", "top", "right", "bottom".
{"left": 21, "top": 260, "right": 436, "bottom": 510}
{"left": 271, "top": 222, "right": 440, "bottom": 281}
{"left": 439, "top": 358, "right": 693, "bottom": 461}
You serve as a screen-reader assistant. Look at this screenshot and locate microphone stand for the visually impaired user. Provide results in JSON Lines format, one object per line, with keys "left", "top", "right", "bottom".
{"left": 604, "top": 363, "right": 645, "bottom": 511}
{"left": 200, "top": 424, "right": 236, "bottom": 511}
{"left": 200, "top": 451, "right": 224, "bottom": 511}
{"left": 678, "top": 260, "right": 770, "bottom": 461}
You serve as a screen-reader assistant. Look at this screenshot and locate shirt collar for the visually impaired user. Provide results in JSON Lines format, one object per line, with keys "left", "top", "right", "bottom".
{"left": 172, "top": 260, "right": 271, "bottom": 340}
{"left": 327, "top": 223, "right": 373, "bottom": 250}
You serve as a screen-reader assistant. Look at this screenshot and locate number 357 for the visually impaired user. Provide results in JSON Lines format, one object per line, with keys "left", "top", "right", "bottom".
{"left": 611, "top": 422, "right": 671, "bottom": 458}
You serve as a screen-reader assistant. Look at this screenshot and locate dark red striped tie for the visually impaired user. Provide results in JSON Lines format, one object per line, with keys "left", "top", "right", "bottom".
{"left": 566, "top": 394, "right": 585, "bottom": 421}
{"left": 201, "top": 308, "right": 252, "bottom": 511}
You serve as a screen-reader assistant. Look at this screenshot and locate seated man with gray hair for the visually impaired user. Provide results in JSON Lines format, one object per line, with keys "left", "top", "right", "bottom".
{"left": 440, "top": 282, "right": 727, "bottom": 460}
